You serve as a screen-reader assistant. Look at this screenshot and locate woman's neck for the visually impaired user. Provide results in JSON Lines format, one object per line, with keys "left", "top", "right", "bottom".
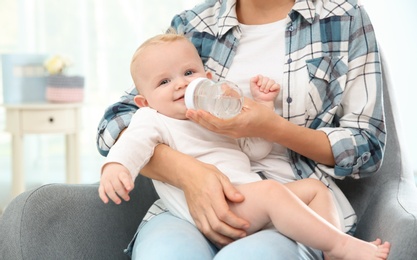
{"left": 236, "top": 0, "right": 295, "bottom": 25}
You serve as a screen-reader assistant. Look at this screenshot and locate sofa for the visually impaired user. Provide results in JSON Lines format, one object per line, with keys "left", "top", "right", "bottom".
{"left": 1, "top": 51, "right": 417, "bottom": 259}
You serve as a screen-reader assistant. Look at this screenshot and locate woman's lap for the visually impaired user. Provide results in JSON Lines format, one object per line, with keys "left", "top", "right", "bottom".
{"left": 215, "top": 228, "right": 323, "bottom": 259}
{"left": 130, "top": 212, "right": 217, "bottom": 260}
{"left": 130, "top": 212, "right": 323, "bottom": 259}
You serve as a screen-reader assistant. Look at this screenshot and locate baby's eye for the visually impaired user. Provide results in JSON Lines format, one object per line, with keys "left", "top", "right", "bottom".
{"left": 184, "top": 70, "right": 194, "bottom": 76}
{"left": 159, "top": 79, "right": 170, "bottom": 86}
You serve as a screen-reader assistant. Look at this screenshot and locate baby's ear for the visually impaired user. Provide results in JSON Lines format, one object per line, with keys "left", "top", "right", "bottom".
{"left": 134, "top": 95, "right": 148, "bottom": 108}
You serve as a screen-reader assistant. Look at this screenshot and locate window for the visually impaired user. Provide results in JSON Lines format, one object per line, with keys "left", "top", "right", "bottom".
{"left": 0, "top": 1, "right": 200, "bottom": 201}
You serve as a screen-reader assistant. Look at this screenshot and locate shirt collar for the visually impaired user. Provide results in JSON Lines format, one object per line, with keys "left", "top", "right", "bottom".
{"left": 291, "top": 0, "right": 316, "bottom": 24}
{"left": 214, "top": 0, "right": 359, "bottom": 37}
{"left": 216, "top": 0, "right": 240, "bottom": 38}
{"left": 214, "top": 0, "right": 312, "bottom": 38}
{"left": 290, "top": 0, "right": 359, "bottom": 24}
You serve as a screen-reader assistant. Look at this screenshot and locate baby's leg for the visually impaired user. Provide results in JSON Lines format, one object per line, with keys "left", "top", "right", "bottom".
{"left": 229, "top": 180, "right": 390, "bottom": 259}
{"left": 284, "top": 179, "right": 341, "bottom": 230}
{"left": 229, "top": 180, "right": 342, "bottom": 241}
{"left": 284, "top": 178, "right": 391, "bottom": 259}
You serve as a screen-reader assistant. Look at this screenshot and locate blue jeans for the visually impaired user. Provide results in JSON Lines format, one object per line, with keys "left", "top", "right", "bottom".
{"left": 127, "top": 212, "right": 323, "bottom": 259}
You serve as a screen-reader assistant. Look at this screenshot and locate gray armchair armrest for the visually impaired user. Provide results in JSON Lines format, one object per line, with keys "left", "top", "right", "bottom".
{"left": 336, "top": 50, "right": 417, "bottom": 259}
{"left": 0, "top": 175, "right": 159, "bottom": 260}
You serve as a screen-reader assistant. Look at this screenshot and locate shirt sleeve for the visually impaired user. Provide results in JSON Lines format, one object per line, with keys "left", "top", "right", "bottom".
{"left": 103, "top": 108, "right": 163, "bottom": 179}
{"left": 96, "top": 85, "right": 138, "bottom": 157}
{"left": 319, "top": 5, "right": 386, "bottom": 178}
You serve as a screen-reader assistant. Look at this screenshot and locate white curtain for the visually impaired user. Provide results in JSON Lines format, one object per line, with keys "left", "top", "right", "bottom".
{"left": 1, "top": 0, "right": 198, "bottom": 104}
{"left": 0, "top": 0, "right": 416, "bottom": 193}
{"left": 0, "top": 0, "right": 200, "bottom": 189}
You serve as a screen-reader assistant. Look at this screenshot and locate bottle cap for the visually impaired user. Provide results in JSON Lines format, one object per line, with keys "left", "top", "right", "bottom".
{"left": 185, "top": 77, "right": 207, "bottom": 109}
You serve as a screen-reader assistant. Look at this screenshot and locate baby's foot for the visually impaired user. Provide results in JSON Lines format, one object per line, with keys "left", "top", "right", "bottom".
{"left": 373, "top": 239, "right": 390, "bottom": 260}
{"left": 325, "top": 237, "right": 390, "bottom": 260}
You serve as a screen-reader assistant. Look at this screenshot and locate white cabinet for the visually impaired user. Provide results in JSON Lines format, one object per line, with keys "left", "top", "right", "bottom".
{"left": 3, "top": 103, "right": 82, "bottom": 196}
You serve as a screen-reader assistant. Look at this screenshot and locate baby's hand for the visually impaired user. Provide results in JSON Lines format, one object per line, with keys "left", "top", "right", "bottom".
{"left": 99, "top": 163, "right": 134, "bottom": 204}
{"left": 250, "top": 75, "right": 280, "bottom": 106}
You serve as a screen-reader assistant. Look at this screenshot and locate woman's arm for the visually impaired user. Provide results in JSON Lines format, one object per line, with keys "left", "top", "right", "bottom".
{"left": 141, "top": 144, "right": 250, "bottom": 246}
{"left": 186, "top": 98, "right": 335, "bottom": 166}
{"left": 98, "top": 99, "right": 250, "bottom": 245}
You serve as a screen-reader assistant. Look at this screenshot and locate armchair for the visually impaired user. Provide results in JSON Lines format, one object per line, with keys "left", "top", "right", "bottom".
{"left": 1, "top": 51, "right": 416, "bottom": 259}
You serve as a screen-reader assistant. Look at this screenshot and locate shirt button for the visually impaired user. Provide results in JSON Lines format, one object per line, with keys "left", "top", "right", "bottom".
{"left": 297, "top": 170, "right": 302, "bottom": 176}
{"left": 288, "top": 26, "right": 294, "bottom": 32}
{"left": 286, "top": 97, "right": 293, "bottom": 103}
{"left": 287, "top": 58, "right": 292, "bottom": 63}
{"left": 99, "top": 120, "right": 108, "bottom": 130}
{"left": 362, "top": 152, "right": 371, "bottom": 163}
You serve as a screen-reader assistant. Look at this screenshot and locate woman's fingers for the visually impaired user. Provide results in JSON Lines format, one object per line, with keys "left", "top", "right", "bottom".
{"left": 184, "top": 165, "right": 249, "bottom": 246}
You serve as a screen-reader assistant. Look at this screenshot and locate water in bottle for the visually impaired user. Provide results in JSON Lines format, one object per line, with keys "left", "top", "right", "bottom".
{"left": 185, "top": 78, "right": 244, "bottom": 119}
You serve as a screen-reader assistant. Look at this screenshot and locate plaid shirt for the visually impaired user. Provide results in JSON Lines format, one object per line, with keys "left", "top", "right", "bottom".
{"left": 97, "top": 0, "right": 385, "bottom": 181}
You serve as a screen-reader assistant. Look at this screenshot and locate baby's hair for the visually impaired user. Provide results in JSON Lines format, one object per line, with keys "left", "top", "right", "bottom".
{"left": 131, "top": 28, "right": 188, "bottom": 66}
{"left": 130, "top": 28, "right": 192, "bottom": 92}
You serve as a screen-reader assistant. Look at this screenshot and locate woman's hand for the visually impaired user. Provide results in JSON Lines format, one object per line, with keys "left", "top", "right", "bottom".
{"left": 186, "top": 97, "right": 280, "bottom": 140}
{"left": 181, "top": 162, "right": 250, "bottom": 247}
{"left": 141, "top": 144, "right": 250, "bottom": 247}
{"left": 187, "top": 97, "right": 335, "bottom": 166}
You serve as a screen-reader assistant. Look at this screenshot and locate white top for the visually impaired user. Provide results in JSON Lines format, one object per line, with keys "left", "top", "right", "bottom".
{"left": 226, "top": 20, "right": 295, "bottom": 184}
{"left": 226, "top": 19, "right": 286, "bottom": 113}
{"left": 105, "top": 107, "right": 272, "bottom": 224}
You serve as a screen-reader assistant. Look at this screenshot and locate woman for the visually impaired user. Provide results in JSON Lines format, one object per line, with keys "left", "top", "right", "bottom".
{"left": 97, "top": 0, "right": 385, "bottom": 259}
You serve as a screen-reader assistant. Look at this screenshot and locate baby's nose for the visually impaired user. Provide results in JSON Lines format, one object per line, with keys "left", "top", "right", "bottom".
{"left": 176, "top": 79, "right": 189, "bottom": 89}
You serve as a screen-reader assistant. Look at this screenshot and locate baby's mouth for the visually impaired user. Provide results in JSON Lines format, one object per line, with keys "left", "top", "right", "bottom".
{"left": 175, "top": 95, "right": 185, "bottom": 102}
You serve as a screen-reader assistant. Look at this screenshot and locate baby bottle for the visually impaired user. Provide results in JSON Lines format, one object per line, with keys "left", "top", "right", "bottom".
{"left": 185, "top": 77, "right": 244, "bottom": 119}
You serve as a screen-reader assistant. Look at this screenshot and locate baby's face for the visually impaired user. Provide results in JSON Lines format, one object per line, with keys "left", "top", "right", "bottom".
{"left": 134, "top": 39, "right": 207, "bottom": 119}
